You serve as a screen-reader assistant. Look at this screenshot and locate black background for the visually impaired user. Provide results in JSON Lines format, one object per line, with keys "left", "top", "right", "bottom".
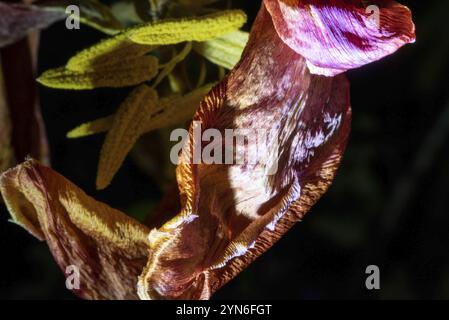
{"left": 1, "top": 0, "right": 449, "bottom": 299}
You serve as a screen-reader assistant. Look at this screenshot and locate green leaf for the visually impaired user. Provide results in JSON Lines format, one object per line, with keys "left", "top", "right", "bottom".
{"left": 194, "top": 30, "right": 248, "bottom": 69}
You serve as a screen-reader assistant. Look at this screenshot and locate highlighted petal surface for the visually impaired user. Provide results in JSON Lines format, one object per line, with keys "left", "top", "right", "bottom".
{"left": 264, "top": 0, "right": 416, "bottom": 75}
{"left": 0, "top": 0, "right": 416, "bottom": 301}
{"left": 138, "top": 5, "right": 352, "bottom": 299}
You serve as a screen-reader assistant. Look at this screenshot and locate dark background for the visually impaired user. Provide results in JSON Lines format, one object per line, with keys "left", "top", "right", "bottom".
{"left": 1, "top": 0, "right": 449, "bottom": 299}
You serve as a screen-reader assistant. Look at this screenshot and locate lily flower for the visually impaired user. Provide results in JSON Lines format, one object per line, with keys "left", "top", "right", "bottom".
{"left": 0, "top": 0, "right": 415, "bottom": 300}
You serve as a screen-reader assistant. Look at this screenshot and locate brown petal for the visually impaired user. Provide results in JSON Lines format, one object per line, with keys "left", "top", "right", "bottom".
{"left": 0, "top": 62, "right": 13, "bottom": 172}
{"left": 1, "top": 38, "right": 50, "bottom": 168}
{"left": 0, "top": 160, "right": 150, "bottom": 299}
{"left": 138, "top": 4, "right": 352, "bottom": 300}
{"left": 1, "top": 1, "right": 51, "bottom": 169}
{"left": 264, "top": 0, "right": 415, "bottom": 75}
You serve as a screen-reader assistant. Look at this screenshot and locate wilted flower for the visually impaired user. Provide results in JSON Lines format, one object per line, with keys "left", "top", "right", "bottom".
{"left": 0, "top": 0, "right": 415, "bottom": 300}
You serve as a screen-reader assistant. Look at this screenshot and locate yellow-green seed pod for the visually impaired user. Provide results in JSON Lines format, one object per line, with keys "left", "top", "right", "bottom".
{"left": 66, "top": 34, "right": 156, "bottom": 72}
{"left": 128, "top": 10, "right": 247, "bottom": 45}
{"left": 97, "top": 85, "right": 159, "bottom": 190}
{"left": 66, "top": 115, "right": 114, "bottom": 139}
{"left": 38, "top": 55, "right": 158, "bottom": 90}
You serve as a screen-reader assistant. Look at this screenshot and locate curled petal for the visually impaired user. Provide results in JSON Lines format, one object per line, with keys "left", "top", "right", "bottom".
{"left": 138, "top": 5, "right": 352, "bottom": 300}
{"left": 0, "top": 160, "right": 150, "bottom": 299}
{"left": 264, "top": 0, "right": 415, "bottom": 75}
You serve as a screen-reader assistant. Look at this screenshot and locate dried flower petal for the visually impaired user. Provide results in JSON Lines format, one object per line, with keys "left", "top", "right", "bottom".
{"left": 137, "top": 5, "right": 352, "bottom": 299}
{"left": 1, "top": 37, "right": 50, "bottom": 169}
{"left": 264, "top": 0, "right": 416, "bottom": 75}
{"left": 0, "top": 64, "right": 13, "bottom": 172}
{"left": 0, "top": 160, "right": 150, "bottom": 299}
{"left": 1, "top": 0, "right": 416, "bottom": 301}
